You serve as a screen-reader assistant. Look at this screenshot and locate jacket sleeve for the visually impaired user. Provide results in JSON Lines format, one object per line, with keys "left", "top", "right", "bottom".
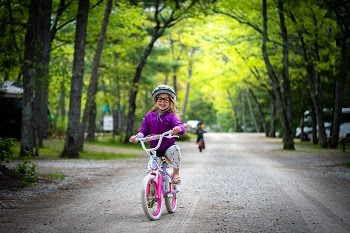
{"left": 138, "top": 113, "right": 150, "bottom": 137}
{"left": 170, "top": 114, "right": 186, "bottom": 135}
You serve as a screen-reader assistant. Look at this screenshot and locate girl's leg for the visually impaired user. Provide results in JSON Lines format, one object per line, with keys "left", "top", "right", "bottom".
{"left": 164, "top": 145, "right": 181, "bottom": 183}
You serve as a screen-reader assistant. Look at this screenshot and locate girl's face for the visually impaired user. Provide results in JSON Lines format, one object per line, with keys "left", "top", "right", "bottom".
{"left": 155, "top": 94, "right": 171, "bottom": 110}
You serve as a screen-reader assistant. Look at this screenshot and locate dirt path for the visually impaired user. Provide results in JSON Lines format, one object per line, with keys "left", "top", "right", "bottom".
{"left": 1, "top": 133, "right": 350, "bottom": 233}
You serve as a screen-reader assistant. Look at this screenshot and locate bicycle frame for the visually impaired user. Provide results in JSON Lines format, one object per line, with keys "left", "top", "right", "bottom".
{"left": 139, "top": 130, "right": 178, "bottom": 194}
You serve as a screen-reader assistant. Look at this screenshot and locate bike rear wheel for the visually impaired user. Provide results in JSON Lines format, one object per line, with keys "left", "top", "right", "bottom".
{"left": 164, "top": 176, "right": 178, "bottom": 213}
{"left": 141, "top": 174, "right": 162, "bottom": 220}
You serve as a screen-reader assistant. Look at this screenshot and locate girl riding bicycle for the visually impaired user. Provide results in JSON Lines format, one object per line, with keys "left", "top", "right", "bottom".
{"left": 129, "top": 84, "right": 185, "bottom": 184}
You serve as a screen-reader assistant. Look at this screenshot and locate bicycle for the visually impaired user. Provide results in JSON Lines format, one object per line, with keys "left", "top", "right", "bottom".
{"left": 135, "top": 130, "right": 180, "bottom": 221}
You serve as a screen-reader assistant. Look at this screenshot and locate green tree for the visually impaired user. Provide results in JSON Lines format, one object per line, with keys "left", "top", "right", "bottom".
{"left": 77, "top": 0, "right": 112, "bottom": 150}
{"left": 61, "top": 0, "right": 90, "bottom": 158}
{"left": 124, "top": 0, "right": 211, "bottom": 143}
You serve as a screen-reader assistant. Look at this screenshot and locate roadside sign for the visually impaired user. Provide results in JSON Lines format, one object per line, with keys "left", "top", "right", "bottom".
{"left": 103, "top": 115, "right": 113, "bottom": 131}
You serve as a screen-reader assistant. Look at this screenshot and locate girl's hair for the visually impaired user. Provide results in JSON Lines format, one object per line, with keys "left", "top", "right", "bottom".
{"left": 150, "top": 94, "right": 180, "bottom": 118}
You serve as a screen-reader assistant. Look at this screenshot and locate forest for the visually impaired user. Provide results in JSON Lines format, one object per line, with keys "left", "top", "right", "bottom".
{"left": 0, "top": 0, "right": 349, "bottom": 158}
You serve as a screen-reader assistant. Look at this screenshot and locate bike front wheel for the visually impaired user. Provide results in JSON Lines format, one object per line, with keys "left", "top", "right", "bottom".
{"left": 164, "top": 176, "right": 178, "bottom": 213}
{"left": 141, "top": 174, "right": 163, "bottom": 220}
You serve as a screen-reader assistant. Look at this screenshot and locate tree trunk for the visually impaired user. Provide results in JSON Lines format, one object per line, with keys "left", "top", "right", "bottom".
{"left": 54, "top": 80, "right": 66, "bottom": 130}
{"left": 20, "top": 0, "right": 39, "bottom": 157}
{"left": 330, "top": 14, "right": 349, "bottom": 148}
{"left": 181, "top": 47, "right": 195, "bottom": 122}
{"left": 164, "top": 73, "right": 169, "bottom": 85}
{"left": 249, "top": 89, "right": 267, "bottom": 134}
{"left": 295, "top": 21, "right": 327, "bottom": 147}
{"left": 310, "top": 72, "right": 327, "bottom": 147}
{"left": 34, "top": 0, "right": 52, "bottom": 145}
{"left": 278, "top": 0, "right": 294, "bottom": 147}
{"left": 234, "top": 106, "right": 241, "bottom": 132}
{"left": 113, "top": 77, "right": 121, "bottom": 137}
{"left": 77, "top": 0, "right": 112, "bottom": 150}
{"left": 226, "top": 89, "right": 240, "bottom": 132}
{"left": 241, "top": 91, "right": 246, "bottom": 132}
{"left": 61, "top": 0, "right": 89, "bottom": 158}
{"left": 181, "top": 81, "right": 190, "bottom": 123}
{"left": 290, "top": 12, "right": 326, "bottom": 145}
{"left": 170, "top": 36, "right": 181, "bottom": 94}
{"left": 298, "top": 87, "right": 307, "bottom": 141}
{"left": 262, "top": 0, "right": 294, "bottom": 149}
{"left": 268, "top": 94, "right": 276, "bottom": 137}
{"left": 245, "top": 90, "right": 259, "bottom": 132}
{"left": 299, "top": 110, "right": 305, "bottom": 141}
{"left": 86, "top": 101, "right": 96, "bottom": 141}
{"left": 172, "top": 74, "right": 177, "bottom": 94}
{"left": 310, "top": 104, "right": 318, "bottom": 144}
{"left": 112, "top": 109, "right": 118, "bottom": 138}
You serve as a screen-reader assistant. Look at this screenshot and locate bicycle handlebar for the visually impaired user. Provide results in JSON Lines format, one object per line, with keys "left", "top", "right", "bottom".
{"left": 136, "top": 130, "right": 179, "bottom": 153}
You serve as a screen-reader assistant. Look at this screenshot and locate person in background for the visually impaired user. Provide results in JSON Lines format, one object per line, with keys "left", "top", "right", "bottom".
{"left": 195, "top": 122, "right": 206, "bottom": 152}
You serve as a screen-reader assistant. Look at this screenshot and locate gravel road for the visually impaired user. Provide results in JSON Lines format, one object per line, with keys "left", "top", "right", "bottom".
{"left": 1, "top": 133, "right": 350, "bottom": 233}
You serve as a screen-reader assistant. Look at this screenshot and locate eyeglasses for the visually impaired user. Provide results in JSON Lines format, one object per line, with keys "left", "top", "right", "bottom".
{"left": 156, "top": 97, "right": 170, "bottom": 103}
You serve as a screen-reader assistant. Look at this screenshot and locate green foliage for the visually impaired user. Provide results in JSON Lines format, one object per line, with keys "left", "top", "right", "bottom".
{"left": 0, "top": 0, "right": 28, "bottom": 78}
{"left": 12, "top": 156, "right": 38, "bottom": 186}
{"left": 0, "top": 137, "right": 14, "bottom": 165}
{"left": 177, "top": 133, "right": 191, "bottom": 141}
{"left": 216, "top": 111, "right": 235, "bottom": 132}
{"left": 186, "top": 96, "right": 217, "bottom": 126}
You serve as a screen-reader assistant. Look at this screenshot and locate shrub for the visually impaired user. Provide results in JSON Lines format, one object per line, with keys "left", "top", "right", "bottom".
{"left": 0, "top": 137, "right": 14, "bottom": 165}
{"left": 177, "top": 134, "right": 191, "bottom": 141}
{"left": 12, "top": 156, "right": 38, "bottom": 186}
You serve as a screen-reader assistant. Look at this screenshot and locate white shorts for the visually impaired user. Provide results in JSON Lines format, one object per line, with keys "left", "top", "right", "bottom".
{"left": 148, "top": 145, "right": 181, "bottom": 170}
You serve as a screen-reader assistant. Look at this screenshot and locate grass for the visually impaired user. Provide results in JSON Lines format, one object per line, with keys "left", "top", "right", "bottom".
{"left": 10, "top": 131, "right": 193, "bottom": 161}
{"left": 80, "top": 150, "right": 138, "bottom": 160}
{"left": 41, "top": 172, "right": 65, "bottom": 181}
{"left": 293, "top": 140, "right": 329, "bottom": 152}
{"left": 10, "top": 136, "right": 141, "bottom": 160}
{"left": 341, "top": 161, "right": 350, "bottom": 168}
{"left": 85, "top": 137, "right": 141, "bottom": 149}
{"left": 272, "top": 139, "right": 350, "bottom": 153}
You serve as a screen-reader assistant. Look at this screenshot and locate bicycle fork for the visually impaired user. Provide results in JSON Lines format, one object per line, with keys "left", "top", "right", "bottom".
{"left": 150, "top": 171, "right": 163, "bottom": 201}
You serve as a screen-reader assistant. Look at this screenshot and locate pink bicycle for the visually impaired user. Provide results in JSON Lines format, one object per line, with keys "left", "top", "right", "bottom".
{"left": 135, "top": 130, "right": 179, "bottom": 221}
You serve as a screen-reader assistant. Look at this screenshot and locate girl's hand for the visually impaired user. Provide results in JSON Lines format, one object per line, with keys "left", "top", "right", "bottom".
{"left": 129, "top": 135, "right": 137, "bottom": 142}
{"left": 172, "top": 126, "right": 181, "bottom": 134}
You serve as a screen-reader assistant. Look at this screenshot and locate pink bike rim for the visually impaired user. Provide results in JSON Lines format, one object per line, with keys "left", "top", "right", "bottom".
{"left": 147, "top": 180, "right": 162, "bottom": 216}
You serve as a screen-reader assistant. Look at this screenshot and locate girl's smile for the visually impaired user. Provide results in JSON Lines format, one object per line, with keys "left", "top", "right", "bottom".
{"left": 156, "top": 94, "right": 170, "bottom": 110}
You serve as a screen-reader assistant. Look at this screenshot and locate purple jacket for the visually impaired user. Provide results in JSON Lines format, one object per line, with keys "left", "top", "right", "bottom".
{"left": 138, "top": 111, "right": 185, "bottom": 156}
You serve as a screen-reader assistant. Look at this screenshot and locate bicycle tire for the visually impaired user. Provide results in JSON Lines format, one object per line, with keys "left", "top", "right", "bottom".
{"left": 141, "top": 174, "right": 162, "bottom": 220}
{"left": 164, "top": 176, "right": 178, "bottom": 213}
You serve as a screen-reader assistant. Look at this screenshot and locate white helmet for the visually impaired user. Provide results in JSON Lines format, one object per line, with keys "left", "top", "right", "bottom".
{"left": 151, "top": 84, "right": 176, "bottom": 100}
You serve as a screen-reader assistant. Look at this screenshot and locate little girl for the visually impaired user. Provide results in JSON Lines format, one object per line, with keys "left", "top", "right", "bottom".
{"left": 129, "top": 84, "right": 185, "bottom": 184}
